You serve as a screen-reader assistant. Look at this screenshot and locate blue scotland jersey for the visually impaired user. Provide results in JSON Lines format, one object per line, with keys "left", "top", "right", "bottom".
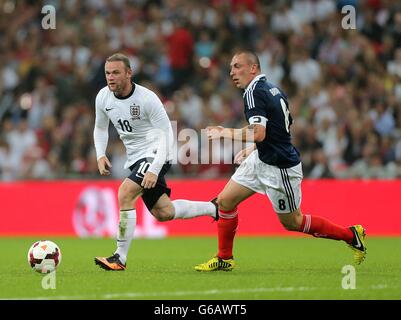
{"left": 243, "top": 74, "right": 300, "bottom": 168}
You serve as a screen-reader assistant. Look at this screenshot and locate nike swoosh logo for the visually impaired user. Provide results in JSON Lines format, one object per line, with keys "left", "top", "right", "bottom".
{"left": 105, "top": 108, "right": 113, "bottom": 111}
{"left": 354, "top": 232, "right": 362, "bottom": 249}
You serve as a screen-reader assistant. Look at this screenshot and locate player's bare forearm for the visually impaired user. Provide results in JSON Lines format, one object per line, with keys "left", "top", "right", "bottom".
{"left": 239, "top": 124, "right": 265, "bottom": 142}
{"left": 220, "top": 125, "right": 257, "bottom": 142}
{"left": 206, "top": 124, "right": 264, "bottom": 142}
{"left": 238, "top": 125, "right": 257, "bottom": 142}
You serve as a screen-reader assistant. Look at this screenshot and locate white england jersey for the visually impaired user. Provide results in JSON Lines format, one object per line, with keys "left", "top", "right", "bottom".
{"left": 93, "top": 83, "right": 174, "bottom": 175}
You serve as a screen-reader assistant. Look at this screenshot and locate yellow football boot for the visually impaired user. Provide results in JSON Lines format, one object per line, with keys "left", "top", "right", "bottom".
{"left": 194, "top": 256, "right": 235, "bottom": 272}
{"left": 349, "top": 225, "right": 367, "bottom": 265}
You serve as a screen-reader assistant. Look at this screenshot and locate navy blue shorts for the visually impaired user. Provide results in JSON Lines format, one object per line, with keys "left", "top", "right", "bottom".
{"left": 128, "top": 158, "right": 171, "bottom": 211}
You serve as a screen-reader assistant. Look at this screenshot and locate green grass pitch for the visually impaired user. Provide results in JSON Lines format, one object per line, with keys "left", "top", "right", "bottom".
{"left": 1, "top": 237, "right": 401, "bottom": 300}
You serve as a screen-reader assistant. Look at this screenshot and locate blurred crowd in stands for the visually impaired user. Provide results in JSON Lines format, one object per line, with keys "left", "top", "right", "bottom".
{"left": 1, "top": 0, "right": 401, "bottom": 180}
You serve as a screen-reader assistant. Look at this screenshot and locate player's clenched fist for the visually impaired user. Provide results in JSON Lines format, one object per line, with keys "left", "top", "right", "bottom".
{"left": 97, "top": 156, "right": 112, "bottom": 175}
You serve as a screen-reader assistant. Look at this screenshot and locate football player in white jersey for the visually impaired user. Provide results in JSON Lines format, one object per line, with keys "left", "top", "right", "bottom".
{"left": 93, "top": 53, "right": 217, "bottom": 271}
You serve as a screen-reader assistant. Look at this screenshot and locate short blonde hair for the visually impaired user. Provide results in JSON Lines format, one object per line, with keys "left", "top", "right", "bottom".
{"left": 106, "top": 53, "right": 131, "bottom": 70}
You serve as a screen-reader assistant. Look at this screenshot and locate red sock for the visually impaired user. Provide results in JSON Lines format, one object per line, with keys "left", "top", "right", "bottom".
{"left": 300, "top": 214, "right": 353, "bottom": 243}
{"left": 217, "top": 209, "right": 238, "bottom": 259}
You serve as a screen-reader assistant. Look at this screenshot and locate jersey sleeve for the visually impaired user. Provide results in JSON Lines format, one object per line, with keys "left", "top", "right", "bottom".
{"left": 93, "top": 91, "right": 110, "bottom": 160}
{"left": 244, "top": 89, "right": 269, "bottom": 127}
{"left": 146, "top": 92, "right": 174, "bottom": 176}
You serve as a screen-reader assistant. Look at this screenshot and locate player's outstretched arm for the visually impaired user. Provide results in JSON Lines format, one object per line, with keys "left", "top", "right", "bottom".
{"left": 206, "top": 124, "right": 265, "bottom": 142}
{"left": 97, "top": 156, "right": 112, "bottom": 176}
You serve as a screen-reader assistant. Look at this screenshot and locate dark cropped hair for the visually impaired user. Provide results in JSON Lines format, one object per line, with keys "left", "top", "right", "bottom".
{"left": 234, "top": 50, "right": 260, "bottom": 70}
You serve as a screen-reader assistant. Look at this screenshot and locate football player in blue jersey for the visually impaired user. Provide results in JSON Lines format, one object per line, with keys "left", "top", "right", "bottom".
{"left": 195, "top": 51, "right": 366, "bottom": 271}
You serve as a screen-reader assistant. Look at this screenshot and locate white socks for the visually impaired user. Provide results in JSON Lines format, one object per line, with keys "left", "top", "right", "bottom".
{"left": 172, "top": 200, "right": 216, "bottom": 219}
{"left": 115, "top": 209, "right": 136, "bottom": 264}
{"left": 114, "top": 201, "right": 215, "bottom": 263}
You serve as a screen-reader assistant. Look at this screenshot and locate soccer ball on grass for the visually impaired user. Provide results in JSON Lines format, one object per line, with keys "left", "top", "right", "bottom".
{"left": 27, "top": 240, "right": 62, "bottom": 273}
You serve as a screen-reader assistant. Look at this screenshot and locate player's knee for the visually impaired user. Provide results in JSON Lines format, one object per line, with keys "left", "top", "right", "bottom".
{"left": 151, "top": 208, "right": 174, "bottom": 222}
{"left": 118, "top": 185, "right": 129, "bottom": 200}
{"left": 216, "top": 195, "right": 236, "bottom": 212}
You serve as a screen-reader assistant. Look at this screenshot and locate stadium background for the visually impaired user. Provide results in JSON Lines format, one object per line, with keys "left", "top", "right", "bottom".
{"left": 1, "top": 0, "right": 401, "bottom": 237}
{"left": 2, "top": 0, "right": 401, "bottom": 303}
